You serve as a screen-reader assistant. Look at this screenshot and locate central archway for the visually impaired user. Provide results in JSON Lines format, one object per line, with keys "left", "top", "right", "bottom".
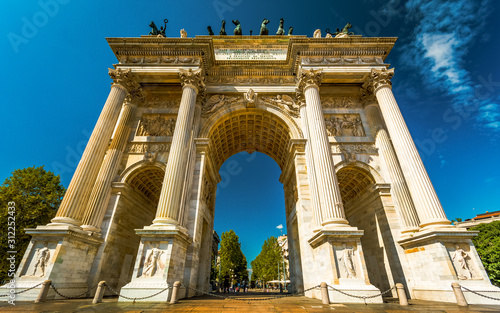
{"left": 196, "top": 105, "right": 305, "bottom": 293}
{"left": 205, "top": 108, "right": 296, "bottom": 170}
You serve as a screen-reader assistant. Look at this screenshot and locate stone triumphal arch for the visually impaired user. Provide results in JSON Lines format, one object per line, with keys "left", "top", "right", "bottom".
{"left": 9, "top": 31, "right": 500, "bottom": 304}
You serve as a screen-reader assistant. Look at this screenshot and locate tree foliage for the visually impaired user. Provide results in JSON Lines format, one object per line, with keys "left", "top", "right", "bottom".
{"left": 251, "top": 236, "right": 282, "bottom": 284}
{"left": 219, "top": 230, "right": 248, "bottom": 283}
{"left": 470, "top": 221, "right": 500, "bottom": 287}
{"left": 0, "top": 166, "right": 66, "bottom": 283}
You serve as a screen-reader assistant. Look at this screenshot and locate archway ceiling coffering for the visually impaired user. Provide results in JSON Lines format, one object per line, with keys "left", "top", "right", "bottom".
{"left": 208, "top": 110, "right": 292, "bottom": 170}
{"left": 128, "top": 167, "right": 165, "bottom": 205}
{"left": 337, "top": 166, "right": 375, "bottom": 205}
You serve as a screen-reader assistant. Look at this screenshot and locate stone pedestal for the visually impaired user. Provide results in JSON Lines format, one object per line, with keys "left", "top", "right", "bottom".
{"left": 308, "top": 229, "right": 383, "bottom": 303}
{"left": 399, "top": 229, "right": 500, "bottom": 304}
{"left": 3, "top": 226, "right": 102, "bottom": 300}
{"left": 118, "top": 227, "right": 191, "bottom": 302}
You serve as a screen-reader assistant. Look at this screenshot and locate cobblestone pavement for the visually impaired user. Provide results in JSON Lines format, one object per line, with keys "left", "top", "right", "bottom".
{"left": 1, "top": 293, "right": 500, "bottom": 312}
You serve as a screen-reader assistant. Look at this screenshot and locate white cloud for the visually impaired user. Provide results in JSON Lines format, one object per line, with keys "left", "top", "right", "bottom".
{"left": 398, "top": 0, "right": 499, "bottom": 133}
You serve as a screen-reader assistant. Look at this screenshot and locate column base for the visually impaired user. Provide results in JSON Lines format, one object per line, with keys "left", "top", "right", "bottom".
{"left": 118, "top": 227, "right": 192, "bottom": 302}
{"left": 321, "top": 218, "right": 350, "bottom": 228}
{"left": 2, "top": 226, "right": 103, "bottom": 300}
{"left": 398, "top": 228, "right": 499, "bottom": 304}
{"left": 419, "top": 218, "right": 453, "bottom": 230}
{"left": 47, "top": 217, "right": 82, "bottom": 227}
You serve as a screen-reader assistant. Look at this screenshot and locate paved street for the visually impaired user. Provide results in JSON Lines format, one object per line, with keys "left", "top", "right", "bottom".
{"left": 1, "top": 292, "right": 500, "bottom": 313}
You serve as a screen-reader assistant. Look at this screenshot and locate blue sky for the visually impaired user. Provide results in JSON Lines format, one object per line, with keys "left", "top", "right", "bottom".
{"left": 1, "top": 0, "right": 499, "bottom": 267}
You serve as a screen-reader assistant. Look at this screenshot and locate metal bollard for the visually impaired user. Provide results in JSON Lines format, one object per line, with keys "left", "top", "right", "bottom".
{"left": 92, "top": 281, "right": 107, "bottom": 304}
{"left": 320, "top": 282, "right": 330, "bottom": 304}
{"left": 451, "top": 283, "right": 468, "bottom": 306}
{"left": 396, "top": 283, "right": 408, "bottom": 306}
{"left": 34, "top": 280, "right": 52, "bottom": 303}
{"left": 170, "top": 281, "right": 181, "bottom": 304}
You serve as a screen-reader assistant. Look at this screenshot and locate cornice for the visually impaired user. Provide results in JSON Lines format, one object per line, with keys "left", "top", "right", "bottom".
{"left": 107, "top": 36, "right": 397, "bottom": 86}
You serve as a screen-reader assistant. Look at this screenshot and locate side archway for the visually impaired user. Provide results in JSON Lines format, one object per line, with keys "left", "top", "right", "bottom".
{"left": 336, "top": 164, "right": 405, "bottom": 293}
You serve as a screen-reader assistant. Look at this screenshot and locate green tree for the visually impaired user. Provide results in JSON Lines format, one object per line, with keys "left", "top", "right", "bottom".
{"left": 219, "top": 230, "right": 248, "bottom": 283}
{"left": 0, "top": 166, "right": 66, "bottom": 283}
{"left": 251, "top": 236, "right": 282, "bottom": 286}
{"left": 470, "top": 221, "right": 500, "bottom": 287}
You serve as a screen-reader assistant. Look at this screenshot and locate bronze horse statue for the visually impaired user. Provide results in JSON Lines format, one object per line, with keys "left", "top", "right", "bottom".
{"left": 259, "top": 18, "right": 270, "bottom": 35}
{"left": 276, "top": 18, "right": 285, "bottom": 35}
{"left": 232, "top": 20, "right": 242, "bottom": 35}
{"left": 220, "top": 20, "right": 227, "bottom": 35}
{"left": 149, "top": 19, "right": 168, "bottom": 36}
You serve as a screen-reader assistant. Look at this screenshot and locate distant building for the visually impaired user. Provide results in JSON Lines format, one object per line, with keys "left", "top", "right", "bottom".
{"left": 454, "top": 211, "right": 500, "bottom": 229}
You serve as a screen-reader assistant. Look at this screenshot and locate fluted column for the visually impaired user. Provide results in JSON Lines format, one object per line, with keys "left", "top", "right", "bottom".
{"left": 364, "top": 102, "right": 420, "bottom": 234}
{"left": 297, "top": 69, "right": 348, "bottom": 227}
{"left": 298, "top": 100, "right": 322, "bottom": 228}
{"left": 365, "top": 68, "right": 451, "bottom": 229}
{"left": 153, "top": 69, "right": 205, "bottom": 226}
{"left": 50, "top": 69, "right": 138, "bottom": 227}
{"left": 81, "top": 98, "right": 139, "bottom": 233}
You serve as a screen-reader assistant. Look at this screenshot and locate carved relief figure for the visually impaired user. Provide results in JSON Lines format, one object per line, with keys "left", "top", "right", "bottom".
{"left": 339, "top": 243, "right": 356, "bottom": 278}
{"left": 31, "top": 246, "right": 50, "bottom": 277}
{"left": 313, "top": 29, "right": 321, "bottom": 38}
{"left": 203, "top": 94, "right": 240, "bottom": 115}
{"left": 261, "top": 94, "right": 299, "bottom": 117}
{"left": 142, "top": 244, "right": 163, "bottom": 277}
{"left": 137, "top": 115, "right": 176, "bottom": 136}
{"left": 325, "top": 114, "right": 365, "bottom": 137}
{"left": 452, "top": 244, "right": 473, "bottom": 279}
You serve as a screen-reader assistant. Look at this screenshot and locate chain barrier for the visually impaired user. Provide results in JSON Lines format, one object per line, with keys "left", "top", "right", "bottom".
{"left": 461, "top": 286, "right": 500, "bottom": 301}
{"left": 327, "top": 284, "right": 396, "bottom": 304}
{"left": 49, "top": 283, "right": 98, "bottom": 299}
{"left": 0, "top": 282, "right": 45, "bottom": 297}
{"left": 104, "top": 283, "right": 170, "bottom": 302}
{"left": 181, "top": 284, "right": 321, "bottom": 302}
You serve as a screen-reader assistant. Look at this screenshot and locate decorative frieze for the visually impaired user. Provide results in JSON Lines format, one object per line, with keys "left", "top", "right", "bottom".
{"left": 321, "top": 96, "right": 362, "bottom": 109}
{"left": 332, "top": 144, "right": 378, "bottom": 163}
{"left": 127, "top": 143, "right": 171, "bottom": 154}
{"left": 119, "top": 55, "right": 201, "bottom": 65}
{"left": 206, "top": 76, "right": 295, "bottom": 85}
{"left": 303, "top": 56, "right": 384, "bottom": 65}
{"left": 141, "top": 96, "right": 180, "bottom": 108}
{"left": 137, "top": 115, "right": 176, "bottom": 136}
{"left": 325, "top": 114, "right": 365, "bottom": 137}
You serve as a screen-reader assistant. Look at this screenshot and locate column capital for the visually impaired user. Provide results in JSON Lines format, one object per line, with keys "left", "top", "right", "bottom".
{"left": 108, "top": 68, "right": 145, "bottom": 104}
{"left": 179, "top": 68, "right": 206, "bottom": 95}
{"left": 296, "top": 68, "right": 323, "bottom": 92}
{"left": 363, "top": 68, "right": 395, "bottom": 94}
